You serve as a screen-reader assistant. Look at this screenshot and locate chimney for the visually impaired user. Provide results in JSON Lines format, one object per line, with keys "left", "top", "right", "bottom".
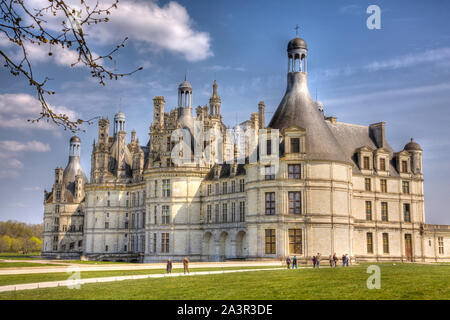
{"left": 369, "top": 122, "right": 386, "bottom": 148}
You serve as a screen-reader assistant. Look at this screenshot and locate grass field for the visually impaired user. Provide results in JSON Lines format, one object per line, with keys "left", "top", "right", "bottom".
{"left": 0, "top": 266, "right": 278, "bottom": 286}
{"left": 0, "top": 261, "right": 60, "bottom": 268}
{"left": 0, "top": 263, "right": 449, "bottom": 300}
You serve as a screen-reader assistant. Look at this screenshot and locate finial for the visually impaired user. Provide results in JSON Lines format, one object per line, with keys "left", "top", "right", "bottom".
{"left": 295, "top": 24, "right": 300, "bottom": 37}
{"left": 411, "top": 138, "right": 414, "bottom": 142}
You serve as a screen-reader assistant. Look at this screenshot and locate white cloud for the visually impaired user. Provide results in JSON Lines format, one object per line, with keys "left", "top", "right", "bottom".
{"left": 0, "top": 140, "right": 51, "bottom": 153}
{"left": 366, "top": 48, "right": 450, "bottom": 71}
{"left": 0, "top": 93, "right": 79, "bottom": 132}
{"left": 87, "top": 0, "right": 213, "bottom": 62}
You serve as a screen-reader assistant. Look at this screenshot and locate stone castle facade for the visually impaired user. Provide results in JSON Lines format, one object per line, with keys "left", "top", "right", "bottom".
{"left": 42, "top": 36, "right": 450, "bottom": 263}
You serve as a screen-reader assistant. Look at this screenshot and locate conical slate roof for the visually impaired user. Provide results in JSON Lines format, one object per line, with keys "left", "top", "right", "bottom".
{"left": 268, "top": 72, "right": 348, "bottom": 163}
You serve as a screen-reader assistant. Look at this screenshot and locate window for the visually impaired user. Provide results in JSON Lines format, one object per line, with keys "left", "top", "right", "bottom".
{"left": 215, "top": 204, "right": 220, "bottom": 223}
{"left": 239, "top": 179, "right": 245, "bottom": 192}
{"left": 365, "top": 178, "right": 371, "bottom": 191}
{"left": 153, "top": 233, "right": 157, "bottom": 253}
{"left": 207, "top": 184, "right": 212, "bottom": 196}
{"left": 222, "top": 203, "right": 228, "bottom": 223}
{"left": 105, "top": 245, "right": 109, "bottom": 252}
{"left": 55, "top": 204, "right": 60, "bottom": 213}
{"left": 215, "top": 183, "right": 220, "bottom": 195}
{"left": 265, "top": 192, "right": 275, "bottom": 215}
{"left": 231, "top": 181, "right": 236, "bottom": 193}
{"left": 154, "top": 180, "right": 158, "bottom": 197}
{"left": 69, "top": 242, "right": 74, "bottom": 250}
{"left": 207, "top": 205, "right": 212, "bottom": 223}
{"left": 239, "top": 202, "right": 245, "bottom": 222}
{"left": 231, "top": 202, "right": 236, "bottom": 222}
{"left": 161, "top": 205, "right": 170, "bottom": 225}
{"left": 382, "top": 233, "right": 389, "bottom": 253}
{"left": 380, "top": 179, "right": 387, "bottom": 193}
{"left": 265, "top": 165, "right": 275, "bottom": 180}
{"left": 438, "top": 237, "right": 444, "bottom": 255}
{"left": 401, "top": 160, "right": 408, "bottom": 173}
{"left": 166, "top": 137, "right": 171, "bottom": 152}
{"left": 366, "top": 201, "right": 372, "bottom": 220}
{"left": 266, "top": 139, "right": 272, "bottom": 155}
{"left": 288, "top": 192, "right": 301, "bottom": 214}
{"left": 291, "top": 138, "right": 300, "bottom": 153}
{"left": 162, "top": 179, "right": 171, "bottom": 197}
{"left": 380, "top": 158, "right": 386, "bottom": 171}
{"left": 381, "top": 202, "right": 388, "bottom": 221}
{"left": 367, "top": 233, "right": 373, "bottom": 254}
{"left": 265, "top": 229, "right": 276, "bottom": 254}
{"left": 363, "top": 156, "right": 370, "bottom": 170}
{"left": 107, "top": 200, "right": 110, "bottom": 207}
{"left": 288, "top": 164, "right": 301, "bottom": 179}
{"left": 78, "top": 240, "right": 82, "bottom": 247}
{"left": 402, "top": 181, "right": 410, "bottom": 194}
{"left": 153, "top": 206, "right": 157, "bottom": 225}
{"left": 106, "top": 212, "right": 109, "bottom": 218}
{"left": 222, "top": 182, "right": 228, "bottom": 194}
{"left": 55, "top": 189, "right": 61, "bottom": 202}
{"left": 289, "top": 229, "right": 302, "bottom": 254}
{"left": 403, "top": 203, "right": 411, "bottom": 222}
{"left": 161, "top": 233, "right": 170, "bottom": 253}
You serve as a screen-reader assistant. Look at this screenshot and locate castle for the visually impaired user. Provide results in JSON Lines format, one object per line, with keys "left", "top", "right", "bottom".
{"left": 42, "top": 35, "right": 450, "bottom": 263}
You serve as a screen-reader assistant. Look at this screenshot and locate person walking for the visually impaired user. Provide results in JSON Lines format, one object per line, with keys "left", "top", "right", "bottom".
{"left": 344, "top": 254, "right": 349, "bottom": 267}
{"left": 316, "top": 253, "right": 321, "bottom": 268}
{"left": 183, "top": 257, "right": 190, "bottom": 274}
{"left": 312, "top": 255, "right": 316, "bottom": 268}
{"left": 286, "top": 256, "right": 291, "bottom": 269}
{"left": 342, "top": 254, "right": 346, "bottom": 267}
{"left": 333, "top": 253, "right": 338, "bottom": 267}
{"left": 166, "top": 258, "right": 172, "bottom": 274}
{"left": 329, "top": 255, "right": 333, "bottom": 267}
{"left": 292, "top": 255, "right": 298, "bottom": 269}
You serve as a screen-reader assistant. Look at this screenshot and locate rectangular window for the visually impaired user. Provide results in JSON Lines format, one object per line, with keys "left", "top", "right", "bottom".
{"left": 366, "top": 201, "right": 372, "bottom": 220}
{"left": 222, "top": 182, "right": 228, "bottom": 194}
{"left": 383, "top": 233, "right": 389, "bottom": 253}
{"left": 215, "top": 183, "right": 220, "bottom": 195}
{"left": 291, "top": 138, "right": 300, "bottom": 153}
{"left": 162, "top": 179, "right": 171, "bottom": 197}
{"left": 363, "top": 156, "right": 370, "bottom": 170}
{"left": 380, "top": 179, "right": 387, "bottom": 193}
{"left": 78, "top": 240, "right": 82, "bottom": 248}
{"left": 207, "top": 204, "right": 212, "bottom": 223}
{"left": 231, "top": 181, "right": 236, "bottom": 193}
{"left": 380, "top": 158, "right": 386, "bottom": 171}
{"left": 161, "top": 233, "right": 170, "bottom": 253}
{"left": 239, "top": 202, "right": 245, "bottom": 222}
{"left": 288, "top": 164, "right": 301, "bottom": 179}
{"left": 215, "top": 204, "right": 220, "bottom": 223}
{"left": 154, "top": 180, "right": 158, "bottom": 197}
{"left": 154, "top": 206, "right": 157, "bottom": 225}
{"left": 55, "top": 204, "right": 60, "bottom": 213}
{"left": 381, "top": 202, "right": 388, "bottom": 221}
{"left": 289, "top": 229, "right": 302, "bottom": 254}
{"left": 153, "top": 233, "right": 157, "bottom": 253}
{"left": 401, "top": 160, "right": 408, "bottom": 173}
{"left": 402, "top": 181, "right": 410, "bottom": 194}
{"left": 166, "top": 137, "right": 171, "bottom": 152}
{"left": 265, "top": 229, "right": 276, "bottom": 254}
{"left": 231, "top": 202, "right": 236, "bottom": 222}
{"left": 105, "top": 245, "right": 109, "bottom": 252}
{"left": 288, "top": 191, "right": 301, "bottom": 214}
{"left": 265, "top": 192, "right": 275, "bottom": 215}
{"left": 403, "top": 203, "right": 411, "bottom": 222}
{"left": 222, "top": 203, "right": 228, "bottom": 223}
{"left": 438, "top": 237, "right": 444, "bottom": 255}
{"left": 266, "top": 138, "right": 272, "bottom": 156}
{"left": 161, "top": 205, "right": 170, "bottom": 225}
{"left": 265, "top": 165, "right": 275, "bottom": 180}
{"left": 207, "top": 184, "right": 212, "bottom": 196}
{"left": 365, "top": 178, "right": 371, "bottom": 191}
{"left": 367, "top": 232, "right": 373, "bottom": 254}
{"left": 239, "top": 179, "right": 245, "bottom": 192}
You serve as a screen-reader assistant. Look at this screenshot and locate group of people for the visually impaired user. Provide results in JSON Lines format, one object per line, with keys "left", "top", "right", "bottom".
{"left": 285, "top": 253, "right": 351, "bottom": 268}
{"left": 166, "top": 257, "right": 191, "bottom": 274}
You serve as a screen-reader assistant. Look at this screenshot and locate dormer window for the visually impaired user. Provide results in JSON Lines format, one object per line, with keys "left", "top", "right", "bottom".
{"left": 363, "top": 157, "right": 370, "bottom": 170}
{"left": 401, "top": 160, "right": 408, "bottom": 173}
{"left": 380, "top": 158, "right": 386, "bottom": 171}
{"left": 291, "top": 138, "right": 300, "bottom": 153}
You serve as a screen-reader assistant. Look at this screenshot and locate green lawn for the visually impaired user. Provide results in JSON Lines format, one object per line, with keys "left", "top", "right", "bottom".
{"left": 0, "top": 266, "right": 279, "bottom": 287}
{"left": 0, "top": 261, "right": 60, "bottom": 268}
{"left": 0, "top": 264, "right": 449, "bottom": 300}
{"left": 54, "top": 260, "right": 135, "bottom": 265}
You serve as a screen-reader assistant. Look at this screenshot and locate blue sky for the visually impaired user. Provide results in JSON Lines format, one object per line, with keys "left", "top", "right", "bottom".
{"left": 1, "top": 0, "right": 450, "bottom": 224}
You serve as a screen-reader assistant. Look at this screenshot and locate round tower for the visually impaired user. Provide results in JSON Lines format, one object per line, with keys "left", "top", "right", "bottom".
{"left": 404, "top": 138, "right": 423, "bottom": 174}
{"left": 178, "top": 77, "right": 193, "bottom": 108}
{"left": 287, "top": 36, "right": 307, "bottom": 73}
{"left": 114, "top": 111, "right": 126, "bottom": 135}
{"left": 69, "top": 135, "right": 81, "bottom": 157}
